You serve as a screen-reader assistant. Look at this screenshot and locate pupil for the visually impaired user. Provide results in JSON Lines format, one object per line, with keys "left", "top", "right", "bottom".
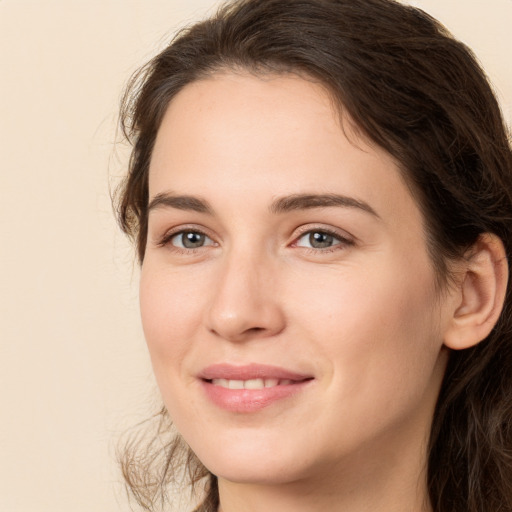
{"left": 183, "top": 232, "right": 205, "bottom": 248}
{"left": 310, "top": 232, "right": 333, "bottom": 248}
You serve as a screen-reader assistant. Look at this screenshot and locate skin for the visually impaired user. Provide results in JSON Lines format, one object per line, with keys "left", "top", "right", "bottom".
{"left": 140, "top": 72, "right": 464, "bottom": 512}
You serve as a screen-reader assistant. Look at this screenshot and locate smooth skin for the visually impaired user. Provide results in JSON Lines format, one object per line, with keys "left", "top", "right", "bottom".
{"left": 140, "top": 72, "right": 508, "bottom": 512}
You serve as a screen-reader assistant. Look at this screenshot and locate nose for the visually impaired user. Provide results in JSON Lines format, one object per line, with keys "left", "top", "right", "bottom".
{"left": 206, "top": 250, "right": 286, "bottom": 343}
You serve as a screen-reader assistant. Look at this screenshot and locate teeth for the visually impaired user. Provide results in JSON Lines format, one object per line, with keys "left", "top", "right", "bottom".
{"left": 211, "top": 378, "right": 286, "bottom": 389}
{"left": 245, "top": 378, "right": 264, "bottom": 389}
{"left": 228, "top": 380, "right": 245, "bottom": 389}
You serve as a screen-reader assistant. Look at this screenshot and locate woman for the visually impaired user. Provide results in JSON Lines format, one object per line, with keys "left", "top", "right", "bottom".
{"left": 116, "top": 0, "right": 512, "bottom": 511}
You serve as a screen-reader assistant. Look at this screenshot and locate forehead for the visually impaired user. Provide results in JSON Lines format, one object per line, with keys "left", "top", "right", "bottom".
{"left": 149, "top": 72, "right": 421, "bottom": 228}
{"left": 150, "top": 72, "right": 346, "bottom": 183}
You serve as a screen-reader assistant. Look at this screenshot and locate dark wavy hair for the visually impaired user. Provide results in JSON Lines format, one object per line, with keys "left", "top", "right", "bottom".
{"left": 115, "top": 0, "right": 512, "bottom": 511}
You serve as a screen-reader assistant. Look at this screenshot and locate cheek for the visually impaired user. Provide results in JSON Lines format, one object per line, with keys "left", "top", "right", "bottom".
{"left": 139, "top": 264, "right": 206, "bottom": 370}
{"left": 139, "top": 265, "right": 211, "bottom": 428}
{"left": 284, "top": 254, "right": 442, "bottom": 400}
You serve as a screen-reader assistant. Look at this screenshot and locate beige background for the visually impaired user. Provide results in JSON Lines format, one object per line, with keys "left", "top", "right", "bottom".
{"left": 1, "top": 1, "right": 510, "bottom": 511}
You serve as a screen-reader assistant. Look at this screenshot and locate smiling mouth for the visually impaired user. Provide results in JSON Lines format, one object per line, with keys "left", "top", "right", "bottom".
{"left": 208, "top": 378, "right": 306, "bottom": 389}
{"left": 199, "top": 364, "right": 314, "bottom": 412}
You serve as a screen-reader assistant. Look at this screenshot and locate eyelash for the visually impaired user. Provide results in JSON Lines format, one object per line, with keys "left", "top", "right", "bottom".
{"left": 156, "top": 226, "right": 354, "bottom": 254}
{"left": 292, "top": 227, "right": 354, "bottom": 253}
{"left": 156, "top": 227, "right": 215, "bottom": 253}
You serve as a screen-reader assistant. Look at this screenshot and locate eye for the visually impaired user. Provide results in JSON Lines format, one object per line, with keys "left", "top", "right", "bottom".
{"left": 170, "top": 230, "right": 215, "bottom": 249}
{"left": 295, "top": 229, "right": 349, "bottom": 250}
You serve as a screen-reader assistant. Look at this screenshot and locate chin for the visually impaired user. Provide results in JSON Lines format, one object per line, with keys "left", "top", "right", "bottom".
{"left": 189, "top": 432, "right": 310, "bottom": 485}
{"left": 208, "top": 459, "right": 304, "bottom": 486}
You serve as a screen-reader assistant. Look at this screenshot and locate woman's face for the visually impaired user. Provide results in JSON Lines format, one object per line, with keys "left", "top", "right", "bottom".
{"left": 141, "top": 72, "right": 455, "bottom": 485}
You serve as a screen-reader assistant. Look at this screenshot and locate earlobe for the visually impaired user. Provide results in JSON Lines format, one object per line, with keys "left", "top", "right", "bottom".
{"left": 443, "top": 233, "right": 509, "bottom": 350}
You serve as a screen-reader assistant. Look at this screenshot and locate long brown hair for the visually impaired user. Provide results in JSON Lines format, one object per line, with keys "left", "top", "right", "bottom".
{"left": 116, "top": 0, "right": 512, "bottom": 510}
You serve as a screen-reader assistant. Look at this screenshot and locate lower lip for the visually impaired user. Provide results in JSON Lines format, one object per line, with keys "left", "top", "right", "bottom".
{"left": 201, "top": 380, "right": 312, "bottom": 413}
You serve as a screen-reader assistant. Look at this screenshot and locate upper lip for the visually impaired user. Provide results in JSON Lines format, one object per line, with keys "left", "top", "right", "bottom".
{"left": 199, "top": 363, "right": 313, "bottom": 381}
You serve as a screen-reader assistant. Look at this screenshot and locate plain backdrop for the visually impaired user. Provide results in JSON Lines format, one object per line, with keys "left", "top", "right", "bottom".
{"left": 0, "top": 1, "right": 510, "bottom": 511}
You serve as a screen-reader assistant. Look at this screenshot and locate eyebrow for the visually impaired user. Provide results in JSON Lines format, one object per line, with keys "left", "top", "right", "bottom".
{"left": 270, "top": 193, "right": 380, "bottom": 218}
{"left": 147, "top": 192, "right": 213, "bottom": 214}
{"left": 147, "top": 191, "right": 379, "bottom": 218}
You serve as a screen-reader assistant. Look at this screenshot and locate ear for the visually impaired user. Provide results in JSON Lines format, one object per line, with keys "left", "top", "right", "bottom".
{"left": 443, "top": 233, "right": 509, "bottom": 350}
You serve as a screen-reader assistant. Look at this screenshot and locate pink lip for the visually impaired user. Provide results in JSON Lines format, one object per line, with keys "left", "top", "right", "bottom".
{"left": 199, "top": 363, "right": 311, "bottom": 381}
{"left": 199, "top": 363, "right": 314, "bottom": 413}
